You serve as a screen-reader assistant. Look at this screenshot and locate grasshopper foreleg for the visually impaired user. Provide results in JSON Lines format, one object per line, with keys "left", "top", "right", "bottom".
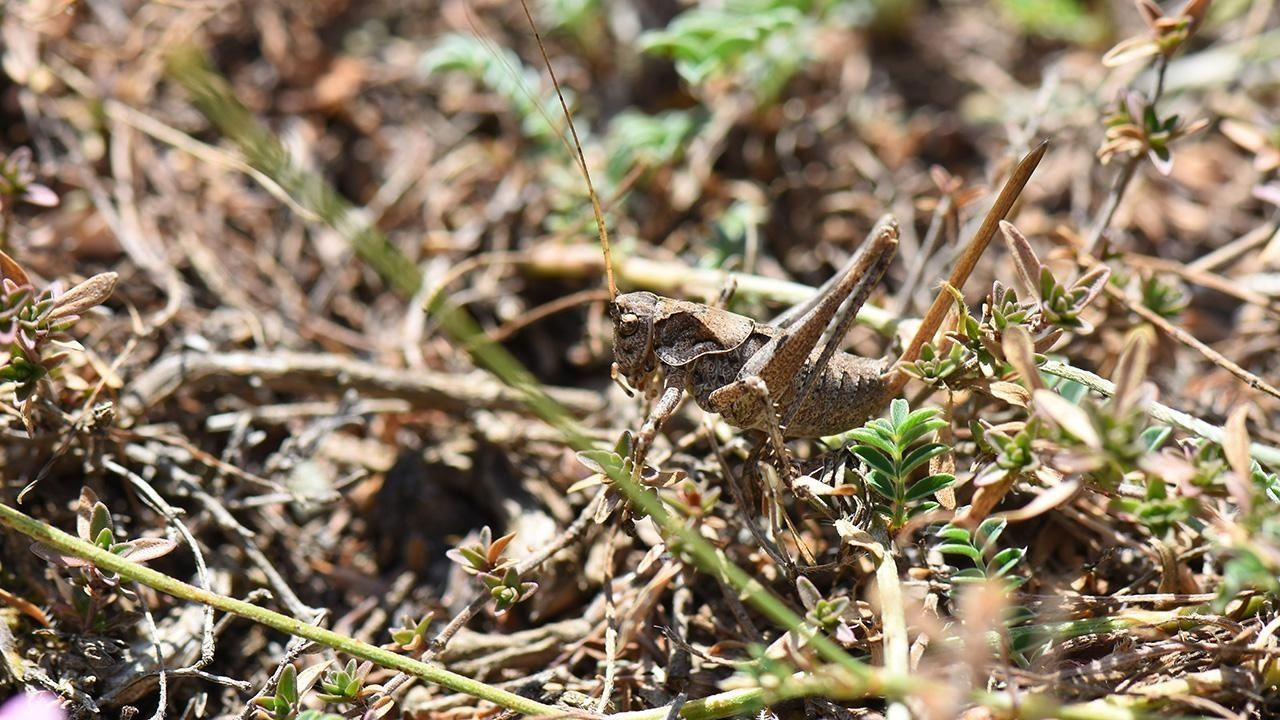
{"left": 633, "top": 366, "right": 689, "bottom": 468}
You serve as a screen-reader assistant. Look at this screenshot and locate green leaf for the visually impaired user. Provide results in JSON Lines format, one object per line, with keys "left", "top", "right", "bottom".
{"left": 278, "top": 664, "right": 298, "bottom": 703}
{"left": 866, "top": 472, "right": 896, "bottom": 501}
{"left": 896, "top": 405, "right": 939, "bottom": 434}
{"left": 936, "top": 526, "right": 971, "bottom": 543}
{"left": 577, "top": 449, "right": 624, "bottom": 476}
{"left": 1058, "top": 379, "right": 1089, "bottom": 404}
{"left": 1140, "top": 425, "right": 1171, "bottom": 452}
{"left": 851, "top": 446, "right": 898, "bottom": 479}
{"left": 937, "top": 544, "right": 982, "bottom": 563}
{"left": 1038, "top": 266, "right": 1057, "bottom": 302}
{"left": 898, "top": 415, "right": 946, "bottom": 447}
{"left": 868, "top": 417, "right": 895, "bottom": 435}
{"left": 899, "top": 442, "right": 949, "bottom": 476}
{"left": 990, "top": 548, "right": 1026, "bottom": 578}
{"left": 846, "top": 428, "right": 899, "bottom": 459}
{"left": 909, "top": 500, "right": 940, "bottom": 517}
{"left": 889, "top": 397, "right": 909, "bottom": 429}
{"left": 952, "top": 567, "right": 988, "bottom": 584}
{"left": 976, "top": 517, "right": 1007, "bottom": 547}
{"left": 905, "top": 473, "right": 955, "bottom": 502}
{"left": 89, "top": 502, "right": 112, "bottom": 543}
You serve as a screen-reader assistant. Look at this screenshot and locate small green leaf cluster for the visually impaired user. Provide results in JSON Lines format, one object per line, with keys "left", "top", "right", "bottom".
{"left": 389, "top": 613, "right": 434, "bottom": 653}
{"left": 846, "top": 399, "right": 955, "bottom": 532}
{"left": 640, "top": 0, "right": 818, "bottom": 102}
{"left": 1039, "top": 379, "right": 1164, "bottom": 491}
{"left": 575, "top": 432, "right": 677, "bottom": 521}
{"left": 255, "top": 660, "right": 383, "bottom": 720}
{"left": 1098, "top": 89, "right": 1209, "bottom": 175}
{"left": 315, "top": 659, "right": 367, "bottom": 704}
{"left": 446, "top": 527, "right": 538, "bottom": 615}
{"left": 904, "top": 281, "right": 1046, "bottom": 388}
{"left": 0, "top": 252, "right": 116, "bottom": 406}
{"left": 254, "top": 664, "right": 306, "bottom": 720}
{"left": 604, "top": 110, "right": 700, "bottom": 184}
{"left": 31, "top": 488, "right": 177, "bottom": 629}
{"left": 971, "top": 420, "right": 1041, "bottom": 488}
{"left": 795, "top": 576, "right": 850, "bottom": 638}
{"left": 905, "top": 237, "right": 1108, "bottom": 390}
{"left": 1102, "top": 0, "right": 1211, "bottom": 67}
{"left": 0, "top": 279, "right": 81, "bottom": 402}
{"left": 903, "top": 338, "right": 970, "bottom": 387}
{"left": 482, "top": 567, "right": 539, "bottom": 615}
{"left": 1037, "top": 265, "right": 1111, "bottom": 331}
{"left": 254, "top": 665, "right": 348, "bottom": 720}
{"left": 935, "top": 516, "right": 1027, "bottom": 591}
{"left": 446, "top": 525, "right": 516, "bottom": 576}
{"left": 1008, "top": 220, "right": 1111, "bottom": 334}
{"left": 1140, "top": 273, "right": 1189, "bottom": 319}
{"left": 1124, "top": 473, "right": 1199, "bottom": 539}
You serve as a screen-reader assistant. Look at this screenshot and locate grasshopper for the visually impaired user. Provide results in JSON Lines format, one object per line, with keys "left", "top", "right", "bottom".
{"left": 610, "top": 220, "right": 898, "bottom": 470}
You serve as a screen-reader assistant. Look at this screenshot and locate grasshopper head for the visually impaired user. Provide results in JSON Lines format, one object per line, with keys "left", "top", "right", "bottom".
{"left": 609, "top": 291, "right": 660, "bottom": 392}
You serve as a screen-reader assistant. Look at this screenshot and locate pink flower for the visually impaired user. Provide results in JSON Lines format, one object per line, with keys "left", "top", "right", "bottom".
{"left": 0, "top": 692, "right": 66, "bottom": 720}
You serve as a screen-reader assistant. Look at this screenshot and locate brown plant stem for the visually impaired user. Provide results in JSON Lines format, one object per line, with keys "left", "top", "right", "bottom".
{"left": 1104, "top": 285, "right": 1280, "bottom": 401}
{"left": 882, "top": 141, "right": 1049, "bottom": 403}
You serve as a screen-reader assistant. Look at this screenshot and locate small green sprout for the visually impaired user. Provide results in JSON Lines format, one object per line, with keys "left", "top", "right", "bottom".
{"left": 845, "top": 398, "right": 956, "bottom": 533}
{"left": 481, "top": 566, "right": 539, "bottom": 615}
{"left": 31, "top": 487, "right": 177, "bottom": 629}
{"left": 446, "top": 526, "right": 517, "bottom": 577}
{"left": 315, "top": 659, "right": 369, "bottom": 704}
{"left": 389, "top": 613, "right": 434, "bottom": 653}
{"left": 935, "top": 515, "right": 1027, "bottom": 591}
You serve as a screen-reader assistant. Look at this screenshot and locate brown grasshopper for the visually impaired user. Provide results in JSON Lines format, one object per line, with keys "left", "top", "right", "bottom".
{"left": 609, "top": 220, "right": 898, "bottom": 469}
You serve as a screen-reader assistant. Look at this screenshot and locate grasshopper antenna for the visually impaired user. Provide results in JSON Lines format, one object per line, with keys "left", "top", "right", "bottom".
{"left": 519, "top": 1, "right": 618, "bottom": 300}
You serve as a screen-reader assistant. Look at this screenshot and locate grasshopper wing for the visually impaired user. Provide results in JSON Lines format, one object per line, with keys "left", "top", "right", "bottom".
{"left": 653, "top": 300, "right": 756, "bottom": 367}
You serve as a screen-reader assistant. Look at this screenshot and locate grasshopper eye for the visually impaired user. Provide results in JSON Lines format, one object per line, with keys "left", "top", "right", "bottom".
{"left": 618, "top": 313, "right": 640, "bottom": 336}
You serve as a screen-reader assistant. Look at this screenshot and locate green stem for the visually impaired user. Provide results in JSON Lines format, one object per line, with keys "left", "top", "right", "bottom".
{"left": 1041, "top": 359, "right": 1280, "bottom": 468}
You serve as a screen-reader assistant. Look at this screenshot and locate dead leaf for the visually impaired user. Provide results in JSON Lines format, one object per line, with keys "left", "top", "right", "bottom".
{"left": 1033, "top": 389, "right": 1101, "bottom": 449}
{"left": 0, "top": 248, "right": 30, "bottom": 286}
{"left": 50, "top": 272, "right": 118, "bottom": 319}
{"left": 1002, "top": 325, "right": 1045, "bottom": 392}
{"left": 1224, "top": 404, "right": 1254, "bottom": 513}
